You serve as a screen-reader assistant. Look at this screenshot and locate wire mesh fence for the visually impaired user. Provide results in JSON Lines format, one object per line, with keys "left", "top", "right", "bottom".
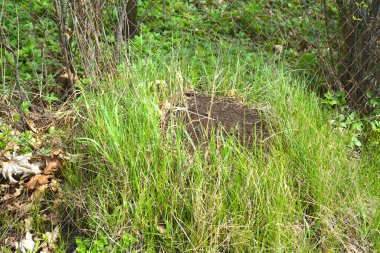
{"left": 1, "top": 0, "right": 379, "bottom": 111}
{"left": 0, "top": 1, "right": 380, "bottom": 251}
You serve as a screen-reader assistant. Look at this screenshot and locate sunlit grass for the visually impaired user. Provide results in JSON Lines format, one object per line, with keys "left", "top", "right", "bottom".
{"left": 64, "top": 44, "right": 380, "bottom": 252}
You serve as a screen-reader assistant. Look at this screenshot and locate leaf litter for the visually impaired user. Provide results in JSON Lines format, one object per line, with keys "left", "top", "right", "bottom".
{"left": 0, "top": 105, "right": 71, "bottom": 251}
{"left": 1, "top": 154, "right": 42, "bottom": 184}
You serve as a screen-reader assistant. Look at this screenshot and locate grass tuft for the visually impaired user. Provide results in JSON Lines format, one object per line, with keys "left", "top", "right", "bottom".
{"left": 64, "top": 45, "right": 380, "bottom": 252}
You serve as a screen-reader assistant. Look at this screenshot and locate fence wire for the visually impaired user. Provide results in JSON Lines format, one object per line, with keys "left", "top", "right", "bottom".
{"left": 1, "top": 0, "right": 379, "bottom": 111}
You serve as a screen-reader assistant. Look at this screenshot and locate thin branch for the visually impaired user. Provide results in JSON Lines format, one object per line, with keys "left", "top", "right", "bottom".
{"left": 0, "top": 41, "right": 28, "bottom": 129}
{"left": 54, "top": 0, "right": 74, "bottom": 95}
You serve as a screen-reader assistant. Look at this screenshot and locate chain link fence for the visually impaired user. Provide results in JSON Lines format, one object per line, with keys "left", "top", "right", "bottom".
{"left": 1, "top": 0, "right": 379, "bottom": 111}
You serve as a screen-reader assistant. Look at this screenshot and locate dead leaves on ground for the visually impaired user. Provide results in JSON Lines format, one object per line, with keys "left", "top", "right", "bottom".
{"left": 0, "top": 115, "right": 69, "bottom": 251}
{"left": 44, "top": 156, "right": 64, "bottom": 175}
{"left": 12, "top": 218, "right": 60, "bottom": 253}
{"left": 1, "top": 154, "right": 65, "bottom": 189}
{"left": 23, "top": 155, "right": 64, "bottom": 191}
{"left": 1, "top": 154, "right": 42, "bottom": 184}
{"left": 26, "top": 174, "right": 52, "bottom": 190}
{"left": 1, "top": 181, "right": 63, "bottom": 251}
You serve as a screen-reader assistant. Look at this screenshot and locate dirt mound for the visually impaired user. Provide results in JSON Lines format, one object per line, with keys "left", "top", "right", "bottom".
{"left": 179, "top": 92, "right": 269, "bottom": 148}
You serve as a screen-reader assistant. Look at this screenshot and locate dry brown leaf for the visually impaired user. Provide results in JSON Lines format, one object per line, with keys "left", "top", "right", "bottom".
{"left": 26, "top": 119, "right": 38, "bottom": 133}
{"left": 24, "top": 217, "right": 33, "bottom": 232}
{"left": 52, "top": 148, "right": 63, "bottom": 156}
{"left": 5, "top": 200, "right": 32, "bottom": 217}
{"left": 157, "top": 225, "right": 167, "bottom": 234}
{"left": 0, "top": 193, "right": 13, "bottom": 203}
{"left": 42, "top": 212, "right": 61, "bottom": 226}
{"left": 49, "top": 178, "right": 61, "bottom": 193}
{"left": 39, "top": 226, "right": 59, "bottom": 253}
{"left": 44, "top": 157, "right": 63, "bottom": 175}
{"left": 26, "top": 174, "right": 51, "bottom": 190}
{"left": 29, "top": 184, "right": 49, "bottom": 200}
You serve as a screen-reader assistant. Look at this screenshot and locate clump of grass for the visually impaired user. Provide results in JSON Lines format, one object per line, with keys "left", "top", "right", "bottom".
{"left": 64, "top": 44, "right": 380, "bottom": 252}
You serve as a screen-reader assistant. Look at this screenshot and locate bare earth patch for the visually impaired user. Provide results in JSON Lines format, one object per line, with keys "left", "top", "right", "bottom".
{"left": 175, "top": 92, "right": 269, "bottom": 149}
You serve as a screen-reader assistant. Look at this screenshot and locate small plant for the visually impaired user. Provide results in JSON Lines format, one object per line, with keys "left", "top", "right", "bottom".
{"left": 322, "top": 90, "right": 380, "bottom": 148}
{"left": 75, "top": 233, "right": 137, "bottom": 253}
{"left": 0, "top": 123, "right": 11, "bottom": 150}
{"left": 366, "top": 92, "right": 380, "bottom": 114}
{"left": 0, "top": 121, "right": 35, "bottom": 153}
{"left": 16, "top": 130, "right": 34, "bottom": 154}
{"left": 21, "top": 101, "right": 31, "bottom": 114}
{"left": 44, "top": 92, "right": 59, "bottom": 106}
{"left": 76, "top": 237, "right": 106, "bottom": 253}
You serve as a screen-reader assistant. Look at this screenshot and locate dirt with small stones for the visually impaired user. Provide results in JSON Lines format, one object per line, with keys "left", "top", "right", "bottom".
{"left": 175, "top": 92, "right": 269, "bottom": 149}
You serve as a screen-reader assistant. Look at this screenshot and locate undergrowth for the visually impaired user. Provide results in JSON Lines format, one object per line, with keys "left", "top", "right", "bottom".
{"left": 63, "top": 45, "right": 380, "bottom": 252}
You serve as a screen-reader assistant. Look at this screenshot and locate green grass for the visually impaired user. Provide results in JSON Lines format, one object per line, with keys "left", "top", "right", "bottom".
{"left": 64, "top": 44, "right": 380, "bottom": 252}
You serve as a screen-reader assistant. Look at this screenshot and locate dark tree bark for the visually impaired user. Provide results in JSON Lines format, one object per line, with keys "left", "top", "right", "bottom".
{"left": 115, "top": 0, "right": 138, "bottom": 62}
{"left": 122, "top": 0, "right": 138, "bottom": 40}
{"left": 336, "top": 0, "right": 380, "bottom": 106}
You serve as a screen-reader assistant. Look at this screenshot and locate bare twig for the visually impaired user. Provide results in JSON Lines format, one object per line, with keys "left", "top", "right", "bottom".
{"left": 0, "top": 40, "right": 28, "bottom": 129}
{"left": 54, "top": 0, "right": 75, "bottom": 95}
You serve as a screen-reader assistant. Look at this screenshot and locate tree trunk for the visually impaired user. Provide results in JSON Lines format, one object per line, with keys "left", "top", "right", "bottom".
{"left": 336, "top": 0, "right": 380, "bottom": 107}
{"left": 122, "top": 0, "right": 138, "bottom": 40}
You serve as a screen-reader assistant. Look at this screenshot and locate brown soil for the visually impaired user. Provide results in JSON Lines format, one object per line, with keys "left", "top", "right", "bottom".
{"left": 177, "top": 92, "right": 269, "bottom": 149}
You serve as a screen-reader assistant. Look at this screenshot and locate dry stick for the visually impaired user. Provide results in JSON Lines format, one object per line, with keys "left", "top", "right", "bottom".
{"left": 124, "top": 0, "right": 138, "bottom": 39}
{"left": 1, "top": 42, "right": 28, "bottom": 130}
{"left": 70, "top": 1, "right": 90, "bottom": 76}
{"left": 93, "top": 0, "right": 101, "bottom": 70}
{"left": 115, "top": 1, "right": 127, "bottom": 62}
{"left": 54, "top": 0, "right": 74, "bottom": 95}
{"left": 0, "top": 150, "right": 10, "bottom": 161}
{"left": 76, "top": 0, "right": 100, "bottom": 76}
{"left": 323, "top": 0, "right": 342, "bottom": 91}
{"left": 205, "top": 70, "right": 221, "bottom": 138}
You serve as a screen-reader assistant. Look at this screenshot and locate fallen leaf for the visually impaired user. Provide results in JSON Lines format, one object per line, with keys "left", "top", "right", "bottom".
{"left": 272, "top": 44, "right": 284, "bottom": 54}
{"left": 44, "top": 156, "right": 63, "bottom": 175}
{"left": 157, "top": 225, "right": 167, "bottom": 234}
{"left": 43, "top": 211, "right": 61, "bottom": 226}
{"left": 24, "top": 217, "right": 33, "bottom": 232}
{"left": 39, "top": 226, "right": 59, "bottom": 253}
{"left": 30, "top": 184, "right": 49, "bottom": 200}
{"left": 15, "top": 232, "right": 35, "bottom": 253}
{"left": 1, "top": 155, "right": 42, "bottom": 184}
{"left": 52, "top": 148, "right": 63, "bottom": 156}
{"left": 14, "top": 185, "right": 24, "bottom": 197}
{"left": 45, "top": 226, "right": 59, "bottom": 246}
{"left": 26, "top": 174, "right": 51, "bottom": 190}
{"left": 26, "top": 119, "right": 38, "bottom": 133}
{"left": 49, "top": 178, "right": 61, "bottom": 193}
{"left": 0, "top": 193, "right": 13, "bottom": 203}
